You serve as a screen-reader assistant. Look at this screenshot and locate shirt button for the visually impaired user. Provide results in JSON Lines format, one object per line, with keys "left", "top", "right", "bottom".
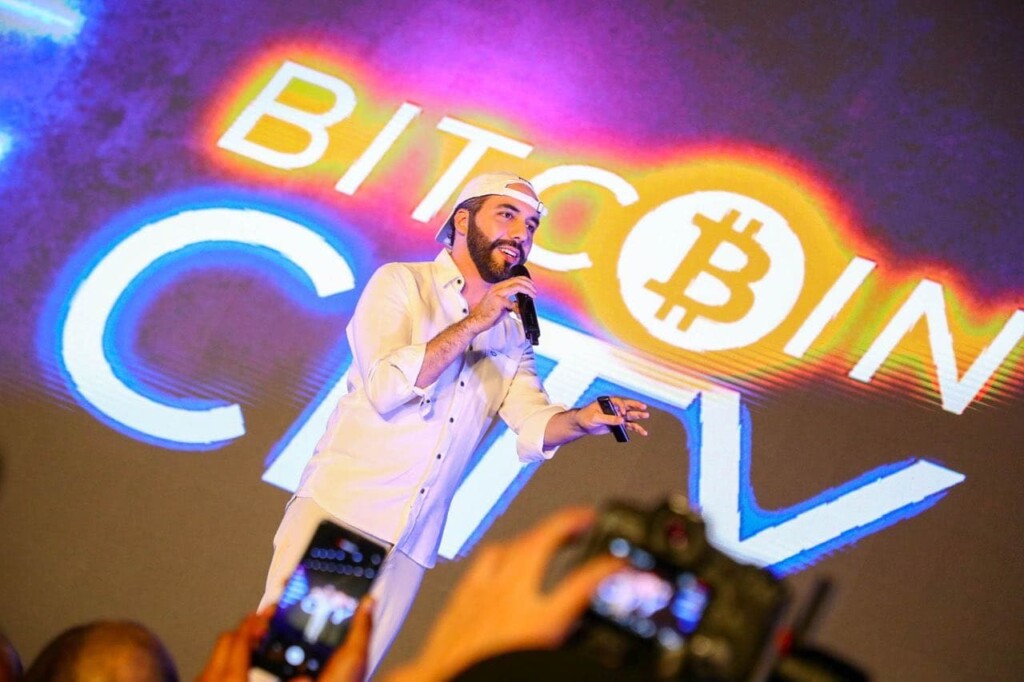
{"left": 420, "top": 488, "right": 425, "bottom": 494}
{"left": 490, "top": 350, "right": 497, "bottom": 356}
{"left": 436, "top": 453, "right": 442, "bottom": 460}
{"left": 449, "top": 417, "right": 455, "bottom": 423}
{"left": 462, "top": 307, "right": 468, "bottom": 314}
{"left": 459, "top": 381, "right": 465, "bottom": 387}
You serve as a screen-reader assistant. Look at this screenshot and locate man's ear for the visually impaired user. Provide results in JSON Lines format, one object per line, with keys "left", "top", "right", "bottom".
{"left": 453, "top": 208, "right": 470, "bottom": 238}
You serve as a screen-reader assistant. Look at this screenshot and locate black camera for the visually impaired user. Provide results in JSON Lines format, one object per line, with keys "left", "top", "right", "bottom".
{"left": 570, "top": 495, "right": 788, "bottom": 682}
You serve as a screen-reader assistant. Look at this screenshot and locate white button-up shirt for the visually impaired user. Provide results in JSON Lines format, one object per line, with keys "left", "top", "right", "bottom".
{"left": 297, "top": 250, "right": 565, "bottom": 567}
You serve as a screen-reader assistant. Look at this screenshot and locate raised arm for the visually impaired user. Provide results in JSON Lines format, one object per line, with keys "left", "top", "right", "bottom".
{"left": 415, "top": 274, "right": 538, "bottom": 388}
{"left": 348, "top": 265, "right": 537, "bottom": 414}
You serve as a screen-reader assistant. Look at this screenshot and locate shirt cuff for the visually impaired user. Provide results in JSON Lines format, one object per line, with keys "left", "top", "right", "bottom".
{"left": 369, "top": 343, "right": 439, "bottom": 414}
{"left": 515, "top": 404, "right": 568, "bottom": 463}
{"left": 395, "top": 343, "right": 441, "bottom": 412}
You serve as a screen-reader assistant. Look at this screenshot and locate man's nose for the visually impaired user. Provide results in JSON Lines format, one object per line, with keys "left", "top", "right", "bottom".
{"left": 508, "top": 218, "right": 529, "bottom": 241}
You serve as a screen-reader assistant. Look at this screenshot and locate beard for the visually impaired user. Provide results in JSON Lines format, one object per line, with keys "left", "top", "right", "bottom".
{"left": 466, "top": 214, "right": 522, "bottom": 284}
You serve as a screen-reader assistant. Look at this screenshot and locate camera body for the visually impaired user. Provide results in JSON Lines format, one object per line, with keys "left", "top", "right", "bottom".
{"left": 571, "top": 495, "right": 788, "bottom": 681}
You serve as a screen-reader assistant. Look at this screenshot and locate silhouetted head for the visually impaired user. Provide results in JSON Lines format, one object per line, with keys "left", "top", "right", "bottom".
{"left": 25, "top": 621, "right": 177, "bottom": 682}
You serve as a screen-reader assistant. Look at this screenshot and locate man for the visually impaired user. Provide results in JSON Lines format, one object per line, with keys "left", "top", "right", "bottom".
{"left": 259, "top": 171, "right": 649, "bottom": 675}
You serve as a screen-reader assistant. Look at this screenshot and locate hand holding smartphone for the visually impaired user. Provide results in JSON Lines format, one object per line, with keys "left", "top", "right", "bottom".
{"left": 252, "top": 520, "right": 388, "bottom": 679}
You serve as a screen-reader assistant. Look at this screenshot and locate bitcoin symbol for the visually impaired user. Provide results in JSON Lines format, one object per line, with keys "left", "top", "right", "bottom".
{"left": 644, "top": 209, "right": 770, "bottom": 331}
{"left": 618, "top": 191, "right": 804, "bottom": 352}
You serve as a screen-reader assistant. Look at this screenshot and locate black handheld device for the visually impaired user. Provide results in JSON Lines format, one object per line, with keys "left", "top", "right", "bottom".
{"left": 252, "top": 519, "right": 388, "bottom": 679}
{"left": 597, "top": 395, "right": 630, "bottom": 443}
{"left": 509, "top": 264, "right": 540, "bottom": 345}
{"left": 571, "top": 496, "right": 788, "bottom": 681}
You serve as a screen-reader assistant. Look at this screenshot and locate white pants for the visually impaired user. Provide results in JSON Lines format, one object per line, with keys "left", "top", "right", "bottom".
{"left": 258, "top": 496, "right": 425, "bottom": 679}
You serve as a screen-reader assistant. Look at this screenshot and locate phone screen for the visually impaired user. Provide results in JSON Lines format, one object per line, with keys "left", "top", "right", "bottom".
{"left": 590, "top": 537, "right": 711, "bottom": 651}
{"left": 252, "top": 520, "right": 388, "bottom": 678}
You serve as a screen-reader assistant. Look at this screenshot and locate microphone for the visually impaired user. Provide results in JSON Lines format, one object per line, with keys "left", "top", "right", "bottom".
{"left": 510, "top": 264, "right": 540, "bottom": 345}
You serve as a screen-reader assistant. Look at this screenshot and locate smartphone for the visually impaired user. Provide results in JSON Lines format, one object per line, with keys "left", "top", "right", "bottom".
{"left": 597, "top": 395, "right": 630, "bottom": 443}
{"left": 589, "top": 538, "right": 711, "bottom": 652}
{"left": 252, "top": 520, "right": 389, "bottom": 678}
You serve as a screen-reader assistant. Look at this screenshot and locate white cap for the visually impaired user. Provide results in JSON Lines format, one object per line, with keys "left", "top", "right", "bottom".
{"left": 434, "top": 172, "right": 547, "bottom": 247}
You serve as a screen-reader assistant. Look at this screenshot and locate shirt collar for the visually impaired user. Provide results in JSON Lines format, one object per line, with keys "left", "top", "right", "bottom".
{"left": 433, "top": 250, "right": 526, "bottom": 352}
{"left": 434, "top": 249, "right": 466, "bottom": 289}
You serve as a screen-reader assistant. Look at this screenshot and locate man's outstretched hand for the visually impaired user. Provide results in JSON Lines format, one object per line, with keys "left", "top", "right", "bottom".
{"left": 575, "top": 396, "right": 650, "bottom": 438}
{"left": 545, "top": 396, "right": 650, "bottom": 447}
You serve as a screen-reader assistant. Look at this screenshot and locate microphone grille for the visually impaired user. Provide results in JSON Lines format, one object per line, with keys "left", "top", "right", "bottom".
{"left": 510, "top": 264, "right": 531, "bottom": 279}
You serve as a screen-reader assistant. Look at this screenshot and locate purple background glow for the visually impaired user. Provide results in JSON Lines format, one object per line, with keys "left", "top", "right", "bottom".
{"left": 1, "top": 1, "right": 1021, "bottom": 679}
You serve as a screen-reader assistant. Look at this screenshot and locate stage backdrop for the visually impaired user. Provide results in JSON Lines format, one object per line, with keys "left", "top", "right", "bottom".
{"left": 1, "top": 1, "right": 1022, "bottom": 679}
